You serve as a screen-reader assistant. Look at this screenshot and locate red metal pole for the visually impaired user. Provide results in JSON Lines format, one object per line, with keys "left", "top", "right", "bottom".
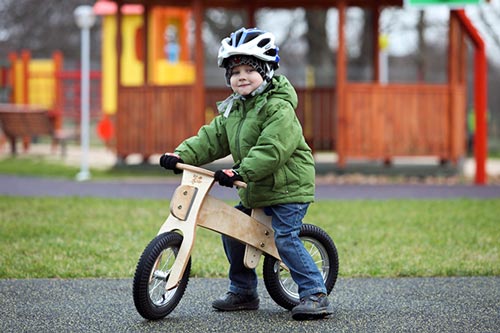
{"left": 21, "top": 50, "right": 31, "bottom": 151}
{"left": 53, "top": 51, "right": 63, "bottom": 131}
{"left": 21, "top": 50, "right": 30, "bottom": 105}
{"left": 454, "top": 10, "right": 487, "bottom": 185}
{"left": 474, "top": 47, "right": 487, "bottom": 185}
{"left": 7, "top": 52, "right": 17, "bottom": 103}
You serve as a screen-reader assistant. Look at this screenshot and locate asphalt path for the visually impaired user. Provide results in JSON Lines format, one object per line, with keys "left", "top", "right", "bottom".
{"left": 1, "top": 175, "right": 499, "bottom": 332}
{"left": 1, "top": 277, "right": 499, "bottom": 333}
{"left": 1, "top": 174, "right": 500, "bottom": 200}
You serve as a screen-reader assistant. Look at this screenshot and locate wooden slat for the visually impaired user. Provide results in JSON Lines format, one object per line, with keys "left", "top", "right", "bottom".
{"left": 117, "top": 83, "right": 465, "bottom": 163}
{"left": 116, "top": 85, "right": 199, "bottom": 158}
{"left": 0, "top": 105, "right": 53, "bottom": 137}
{"left": 342, "top": 83, "right": 466, "bottom": 161}
{"left": 296, "top": 87, "right": 337, "bottom": 151}
{"left": 0, "top": 104, "right": 75, "bottom": 156}
{"left": 205, "top": 87, "right": 337, "bottom": 152}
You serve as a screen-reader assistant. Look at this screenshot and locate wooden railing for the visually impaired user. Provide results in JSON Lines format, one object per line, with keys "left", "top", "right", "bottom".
{"left": 204, "top": 87, "right": 337, "bottom": 151}
{"left": 339, "top": 83, "right": 466, "bottom": 163}
{"left": 116, "top": 85, "right": 202, "bottom": 159}
{"left": 296, "top": 87, "right": 336, "bottom": 151}
{"left": 116, "top": 83, "right": 465, "bottom": 164}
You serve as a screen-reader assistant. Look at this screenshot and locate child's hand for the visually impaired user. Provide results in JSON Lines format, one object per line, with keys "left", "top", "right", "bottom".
{"left": 214, "top": 169, "right": 243, "bottom": 188}
{"left": 159, "top": 153, "right": 183, "bottom": 174}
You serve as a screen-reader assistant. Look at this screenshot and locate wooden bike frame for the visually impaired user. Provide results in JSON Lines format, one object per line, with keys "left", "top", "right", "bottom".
{"left": 157, "top": 163, "right": 281, "bottom": 291}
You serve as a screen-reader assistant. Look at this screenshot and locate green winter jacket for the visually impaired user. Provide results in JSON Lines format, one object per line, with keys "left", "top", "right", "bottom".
{"left": 174, "top": 75, "right": 315, "bottom": 208}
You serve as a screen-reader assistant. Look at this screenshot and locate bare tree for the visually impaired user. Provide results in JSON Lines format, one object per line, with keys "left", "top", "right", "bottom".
{"left": 416, "top": 10, "right": 426, "bottom": 82}
{"left": 477, "top": 4, "right": 500, "bottom": 54}
{"left": 351, "top": 9, "right": 374, "bottom": 75}
{"left": 303, "top": 9, "right": 334, "bottom": 86}
{"left": 0, "top": 0, "right": 100, "bottom": 63}
{"left": 203, "top": 9, "right": 247, "bottom": 61}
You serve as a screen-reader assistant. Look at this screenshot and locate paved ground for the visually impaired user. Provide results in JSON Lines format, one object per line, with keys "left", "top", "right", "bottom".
{"left": 1, "top": 144, "right": 499, "bottom": 332}
{"left": 0, "top": 173, "right": 499, "bottom": 333}
{"left": 1, "top": 174, "right": 500, "bottom": 200}
{"left": 1, "top": 277, "right": 499, "bottom": 333}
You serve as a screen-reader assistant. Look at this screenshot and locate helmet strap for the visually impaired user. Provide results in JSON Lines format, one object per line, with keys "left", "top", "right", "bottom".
{"left": 249, "top": 79, "right": 270, "bottom": 97}
{"left": 249, "top": 63, "right": 273, "bottom": 97}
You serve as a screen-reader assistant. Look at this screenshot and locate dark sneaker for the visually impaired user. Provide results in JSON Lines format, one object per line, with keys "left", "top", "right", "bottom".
{"left": 212, "top": 292, "right": 259, "bottom": 311}
{"left": 291, "top": 293, "right": 333, "bottom": 320}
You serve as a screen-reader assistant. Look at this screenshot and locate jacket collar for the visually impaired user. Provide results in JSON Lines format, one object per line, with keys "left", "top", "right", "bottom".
{"left": 217, "top": 80, "right": 272, "bottom": 117}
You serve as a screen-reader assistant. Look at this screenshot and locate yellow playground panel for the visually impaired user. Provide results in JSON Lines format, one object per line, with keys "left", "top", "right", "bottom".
{"left": 10, "top": 51, "right": 60, "bottom": 109}
{"left": 95, "top": 1, "right": 195, "bottom": 115}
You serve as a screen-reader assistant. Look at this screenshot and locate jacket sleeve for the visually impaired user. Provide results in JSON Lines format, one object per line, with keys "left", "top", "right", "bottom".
{"left": 238, "top": 99, "right": 303, "bottom": 182}
{"left": 174, "top": 115, "right": 231, "bottom": 166}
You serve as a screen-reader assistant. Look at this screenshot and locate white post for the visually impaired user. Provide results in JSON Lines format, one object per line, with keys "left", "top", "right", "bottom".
{"left": 74, "top": 5, "right": 96, "bottom": 181}
{"left": 379, "top": 34, "right": 389, "bottom": 85}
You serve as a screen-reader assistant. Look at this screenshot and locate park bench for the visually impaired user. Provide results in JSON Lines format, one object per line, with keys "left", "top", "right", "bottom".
{"left": 0, "top": 103, "right": 75, "bottom": 156}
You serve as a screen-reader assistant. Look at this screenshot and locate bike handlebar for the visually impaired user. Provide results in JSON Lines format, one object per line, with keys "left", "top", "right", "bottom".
{"left": 176, "top": 163, "right": 247, "bottom": 188}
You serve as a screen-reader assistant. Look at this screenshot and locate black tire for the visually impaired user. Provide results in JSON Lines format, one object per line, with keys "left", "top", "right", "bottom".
{"left": 262, "top": 224, "right": 338, "bottom": 310}
{"left": 133, "top": 232, "right": 191, "bottom": 320}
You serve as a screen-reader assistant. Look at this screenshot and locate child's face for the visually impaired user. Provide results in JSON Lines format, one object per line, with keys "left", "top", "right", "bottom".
{"left": 229, "top": 64, "right": 264, "bottom": 96}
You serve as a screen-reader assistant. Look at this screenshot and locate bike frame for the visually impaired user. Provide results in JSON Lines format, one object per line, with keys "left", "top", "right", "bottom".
{"left": 158, "top": 163, "right": 282, "bottom": 291}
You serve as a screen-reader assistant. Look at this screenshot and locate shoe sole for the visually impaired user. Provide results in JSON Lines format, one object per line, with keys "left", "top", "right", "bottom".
{"left": 212, "top": 300, "right": 259, "bottom": 312}
{"left": 291, "top": 308, "right": 333, "bottom": 321}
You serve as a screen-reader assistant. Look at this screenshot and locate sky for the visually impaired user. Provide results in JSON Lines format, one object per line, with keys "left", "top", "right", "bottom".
{"left": 257, "top": 2, "right": 500, "bottom": 65}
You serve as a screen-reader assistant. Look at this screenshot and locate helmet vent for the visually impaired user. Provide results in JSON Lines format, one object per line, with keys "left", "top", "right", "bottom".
{"left": 265, "top": 49, "right": 277, "bottom": 57}
{"left": 257, "top": 38, "right": 270, "bottom": 48}
{"left": 241, "top": 32, "right": 260, "bottom": 45}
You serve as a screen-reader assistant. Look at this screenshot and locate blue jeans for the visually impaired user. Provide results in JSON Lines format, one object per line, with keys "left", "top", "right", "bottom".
{"left": 222, "top": 203, "right": 327, "bottom": 299}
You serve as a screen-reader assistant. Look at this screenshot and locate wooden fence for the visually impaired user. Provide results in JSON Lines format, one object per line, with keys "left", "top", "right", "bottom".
{"left": 340, "top": 83, "right": 466, "bottom": 163}
{"left": 116, "top": 85, "right": 199, "bottom": 159}
{"left": 204, "top": 87, "right": 337, "bottom": 151}
{"left": 115, "top": 83, "right": 465, "bottom": 164}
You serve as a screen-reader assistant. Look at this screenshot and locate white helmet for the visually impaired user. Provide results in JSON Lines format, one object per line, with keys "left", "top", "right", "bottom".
{"left": 217, "top": 27, "right": 280, "bottom": 69}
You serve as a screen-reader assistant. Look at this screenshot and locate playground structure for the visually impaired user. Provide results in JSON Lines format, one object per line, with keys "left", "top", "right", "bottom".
{"left": 0, "top": 0, "right": 488, "bottom": 184}
{"left": 99, "top": 0, "right": 487, "bottom": 184}
{"left": 1, "top": 50, "right": 102, "bottom": 145}
{"left": 94, "top": 1, "right": 195, "bottom": 116}
{"left": 0, "top": 2, "right": 195, "bottom": 147}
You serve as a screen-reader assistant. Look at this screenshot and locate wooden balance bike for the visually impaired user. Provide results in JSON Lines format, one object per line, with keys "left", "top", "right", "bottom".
{"left": 133, "top": 163, "right": 339, "bottom": 320}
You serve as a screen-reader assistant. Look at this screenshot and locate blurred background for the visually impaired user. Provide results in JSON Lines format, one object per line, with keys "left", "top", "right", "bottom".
{"left": 0, "top": 0, "right": 499, "bottom": 165}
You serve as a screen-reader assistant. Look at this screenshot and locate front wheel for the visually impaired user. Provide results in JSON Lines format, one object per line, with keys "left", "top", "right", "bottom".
{"left": 262, "top": 224, "right": 338, "bottom": 310}
{"left": 133, "top": 232, "right": 191, "bottom": 320}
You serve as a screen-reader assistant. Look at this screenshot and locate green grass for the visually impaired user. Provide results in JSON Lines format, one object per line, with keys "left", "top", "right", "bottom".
{"left": 0, "top": 156, "right": 83, "bottom": 178}
{"left": 0, "top": 156, "right": 170, "bottom": 179}
{"left": 1, "top": 196, "right": 498, "bottom": 279}
{"left": 1, "top": 155, "right": 499, "bottom": 278}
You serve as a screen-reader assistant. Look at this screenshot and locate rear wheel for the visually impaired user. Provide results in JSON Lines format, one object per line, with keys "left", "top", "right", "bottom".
{"left": 262, "top": 224, "right": 338, "bottom": 310}
{"left": 133, "top": 232, "right": 191, "bottom": 320}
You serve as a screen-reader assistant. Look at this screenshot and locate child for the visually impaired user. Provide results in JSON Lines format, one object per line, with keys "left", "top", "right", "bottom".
{"left": 160, "top": 27, "right": 332, "bottom": 320}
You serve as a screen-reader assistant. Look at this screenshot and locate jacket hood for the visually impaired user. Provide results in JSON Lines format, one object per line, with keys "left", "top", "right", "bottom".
{"left": 217, "top": 75, "right": 298, "bottom": 117}
{"left": 265, "top": 75, "right": 298, "bottom": 110}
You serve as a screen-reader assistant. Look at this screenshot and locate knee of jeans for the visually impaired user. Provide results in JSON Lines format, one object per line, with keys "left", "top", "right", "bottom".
{"left": 274, "top": 236, "right": 286, "bottom": 249}
{"left": 274, "top": 230, "right": 297, "bottom": 249}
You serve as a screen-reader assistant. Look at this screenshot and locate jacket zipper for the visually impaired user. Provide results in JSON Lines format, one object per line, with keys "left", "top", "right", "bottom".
{"left": 234, "top": 102, "right": 251, "bottom": 205}
{"left": 235, "top": 102, "right": 246, "bottom": 163}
